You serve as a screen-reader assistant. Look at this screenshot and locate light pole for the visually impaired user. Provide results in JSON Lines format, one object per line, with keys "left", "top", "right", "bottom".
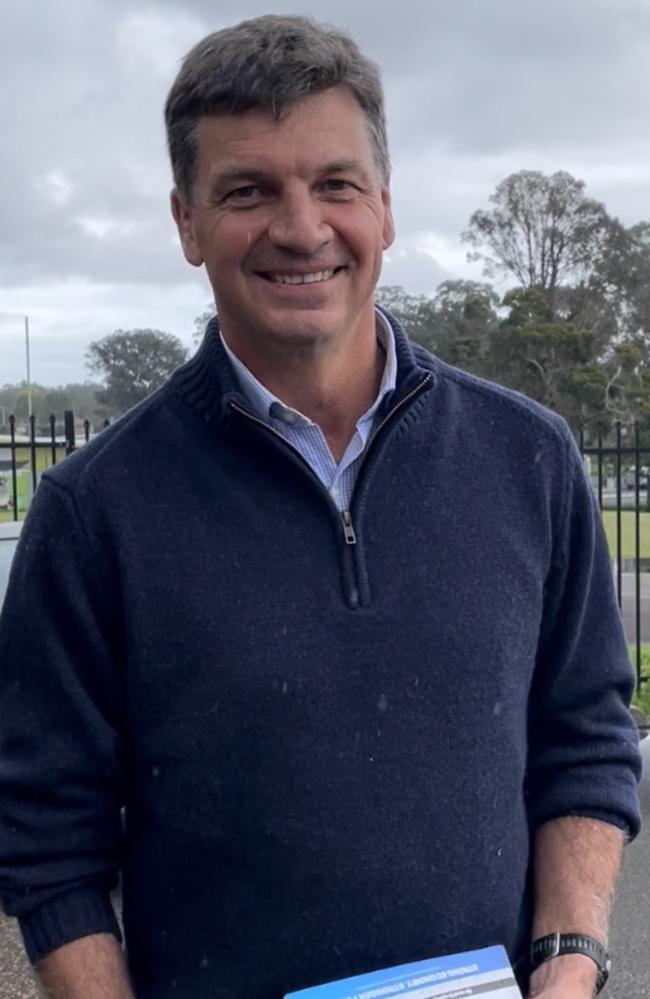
{"left": 0, "top": 312, "right": 33, "bottom": 418}
{"left": 25, "top": 315, "right": 32, "bottom": 419}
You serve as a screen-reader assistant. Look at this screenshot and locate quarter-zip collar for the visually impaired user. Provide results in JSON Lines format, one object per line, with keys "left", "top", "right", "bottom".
{"left": 226, "top": 366, "right": 432, "bottom": 611}
{"left": 218, "top": 309, "right": 398, "bottom": 429}
{"left": 169, "top": 310, "right": 436, "bottom": 613}
{"left": 170, "top": 307, "right": 438, "bottom": 429}
{"left": 218, "top": 311, "right": 399, "bottom": 511}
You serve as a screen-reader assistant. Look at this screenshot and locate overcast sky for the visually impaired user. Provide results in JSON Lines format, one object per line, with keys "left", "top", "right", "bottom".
{"left": 1, "top": 0, "right": 650, "bottom": 386}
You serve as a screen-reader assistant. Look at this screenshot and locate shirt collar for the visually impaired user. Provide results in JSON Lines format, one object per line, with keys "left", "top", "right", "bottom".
{"left": 219, "top": 309, "right": 397, "bottom": 429}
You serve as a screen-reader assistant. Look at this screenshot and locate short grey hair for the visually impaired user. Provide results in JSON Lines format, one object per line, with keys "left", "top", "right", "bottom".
{"left": 164, "top": 15, "right": 390, "bottom": 201}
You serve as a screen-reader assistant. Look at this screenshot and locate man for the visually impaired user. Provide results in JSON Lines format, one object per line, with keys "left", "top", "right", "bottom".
{"left": 0, "top": 15, "right": 641, "bottom": 999}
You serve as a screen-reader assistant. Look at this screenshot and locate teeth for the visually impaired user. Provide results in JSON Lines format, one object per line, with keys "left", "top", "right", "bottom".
{"left": 270, "top": 269, "right": 335, "bottom": 285}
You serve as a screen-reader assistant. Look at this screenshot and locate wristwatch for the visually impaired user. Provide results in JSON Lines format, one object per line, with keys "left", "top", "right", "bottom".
{"left": 530, "top": 932, "right": 611, "bottom": 994}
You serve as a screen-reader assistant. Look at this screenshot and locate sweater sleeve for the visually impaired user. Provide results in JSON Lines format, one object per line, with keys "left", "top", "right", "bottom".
{"left": 526, "top": 429, "right": 642, "bottom": 838}
{"left": 0, "top": 476, "right": 125, "bottom": 963}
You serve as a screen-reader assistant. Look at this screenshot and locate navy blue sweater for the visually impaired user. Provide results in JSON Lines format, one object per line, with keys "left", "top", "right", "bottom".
{"left": 0, "top": 317, "right": 641, "bottom": 998}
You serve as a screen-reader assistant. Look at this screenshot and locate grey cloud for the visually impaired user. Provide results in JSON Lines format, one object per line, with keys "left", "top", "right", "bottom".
{"left": 1, "top": 0, "right": 650, "bottom": 387}
{"left": 380, "top": 247, "right": 449, "bottom": 296}
{"left": 1, "top": 0, "right": 198, "bottom": 289}
{"left": 157, "top": 0, "right": 650, "bottom": 155}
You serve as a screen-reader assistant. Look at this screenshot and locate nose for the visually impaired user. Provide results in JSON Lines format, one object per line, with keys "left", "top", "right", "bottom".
{"left": 267, "top": 187, "right": 333, "bottom": 255}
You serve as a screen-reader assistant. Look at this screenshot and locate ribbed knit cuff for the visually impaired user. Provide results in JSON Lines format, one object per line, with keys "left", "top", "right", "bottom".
{"left": 19, "top": 889, "right": 121, "bottom": 965}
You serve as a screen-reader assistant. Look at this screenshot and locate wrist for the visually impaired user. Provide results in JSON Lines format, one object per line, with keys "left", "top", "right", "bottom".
{"left": 528, "top": 953, "right": 598, "bottom": 996}
{"left": 528, "top": 931, "right": 609, "bottom": 996}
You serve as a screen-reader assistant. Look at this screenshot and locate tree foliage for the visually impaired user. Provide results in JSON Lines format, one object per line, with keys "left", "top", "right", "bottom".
{"left": 375, "top": 286, "right": 437, "bottom": 351}
{"left": 86, "top": 329, "right": 188, "bottom": 417}
{"left": 0, "top": 381, "right": 105, "bottom": 429}
{"left": 429, "top": 280, "right": 499, "bottom": 374}
{"left": 437, "top": 169, "right": 650, "bottom": 441}
{"left": 491, "top": 288, "right": 606, "bottom": 428}
{"left": 462, "top": 170, "right": 615, "bottom": 309}
{"left": 375, "top": 271, "right": 650, "bottom": 443}
{"left": 621, "top": 222, "right": 650, "bottom": 339}
{"left": 193, "top": 304, "right": 217, "bottom": 345}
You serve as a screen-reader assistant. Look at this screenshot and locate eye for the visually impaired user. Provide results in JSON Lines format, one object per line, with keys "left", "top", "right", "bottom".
{"left": 226, "top": 185, "right": 261, "bottom": 204}
{"left": 322, "top": 179, "right": 357, "bottom": 196}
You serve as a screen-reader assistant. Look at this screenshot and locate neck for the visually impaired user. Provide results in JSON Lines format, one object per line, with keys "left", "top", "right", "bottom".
{"left": 221, "top": 319, "right": 385, "bottom": 462}
{"left": 291, "top": 340, "right": 385, "bottom": 461}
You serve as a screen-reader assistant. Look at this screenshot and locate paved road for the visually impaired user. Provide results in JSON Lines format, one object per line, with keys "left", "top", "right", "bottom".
{"left": 617, "top": 573, "right": 650, "bottom": 642}
{"left": 0, "top": 910, "right": 36, "bottom": 998}
{"left": 607, "top": 735, "right": 650, "bottom": 998}
{"left": 1, "top": 743, "right": 648, "bottom": 999}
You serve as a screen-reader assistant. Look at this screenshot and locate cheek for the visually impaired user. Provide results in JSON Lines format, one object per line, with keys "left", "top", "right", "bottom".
{"left": 337, "top": 214, "right": 383, "bottom": 259}
{"left": 206, "top": 219, "right": 264, "bottom": 268}
{"left": 202, "top": 241, "right": 243, "bottom": 279}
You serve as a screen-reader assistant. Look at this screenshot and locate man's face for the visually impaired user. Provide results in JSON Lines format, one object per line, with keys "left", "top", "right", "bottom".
{"left": 172, "top": 87, "right": 395, "bottom": 357}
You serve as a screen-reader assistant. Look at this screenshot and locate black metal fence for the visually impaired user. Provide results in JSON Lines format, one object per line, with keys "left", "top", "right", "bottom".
{"left": 1, "top": 412, "right": 649, "bottom": 687}
{"left": 0, "top": 412, "right": 94, "bottom": 520}
{"left": 579, "top": 423, "right": 650, "bottom": 689}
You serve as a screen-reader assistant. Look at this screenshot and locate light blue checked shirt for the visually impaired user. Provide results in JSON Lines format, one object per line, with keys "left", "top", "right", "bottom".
{"left": 220, "top": 311, "right": 397, "bottom": 511}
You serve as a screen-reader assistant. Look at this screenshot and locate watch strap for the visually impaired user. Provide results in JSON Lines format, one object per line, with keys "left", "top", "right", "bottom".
{"left": 530, "top": 932, "right": 610, "bottom": 994}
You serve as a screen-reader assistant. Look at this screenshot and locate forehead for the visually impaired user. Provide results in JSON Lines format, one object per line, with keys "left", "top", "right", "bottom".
{"left": 193, "top": 87, "right": 377, "bottom": 182}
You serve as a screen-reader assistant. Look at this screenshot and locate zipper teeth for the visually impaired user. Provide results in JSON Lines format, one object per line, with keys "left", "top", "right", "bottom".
{"left": 229, "top": 402, "right": 338, "bottom": 507}
{"left": 230, "top": 372, "right": 431, "bottom": 509}
{"left": 230, "top": 403, "right": 307, "bottom": 453}
{"left": 369, "top": 373, "right": 432, "bottom": 445}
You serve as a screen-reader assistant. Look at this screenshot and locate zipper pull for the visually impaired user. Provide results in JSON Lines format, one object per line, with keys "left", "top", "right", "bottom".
{"left": 341, "top": 510, "right": 357, "bottom": 545}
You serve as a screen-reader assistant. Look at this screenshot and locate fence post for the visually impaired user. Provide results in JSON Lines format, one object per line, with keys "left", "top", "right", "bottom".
{"left": 64, "top": 410, "right": 76, "bottom": 455}
{"left": 9, "top": 414, "right": 18, "bottom": 521}
{"left": 28, "top": 414, "right": 37, "bottom": 500}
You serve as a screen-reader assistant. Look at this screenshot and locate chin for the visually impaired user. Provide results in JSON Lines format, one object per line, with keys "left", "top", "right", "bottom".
{"left": 271, "top": 325, "right": 336, "bottom": 351}
{"left": 261, "top": 313, "right": 342, "bottom": 347}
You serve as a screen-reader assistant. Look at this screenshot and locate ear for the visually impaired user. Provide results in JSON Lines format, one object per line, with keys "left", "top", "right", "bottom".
{"left": 170, "top": 188, "right": 204, "bottom": 267}
{"left": 381, "top": 186, "right": 395, "bottom": 251}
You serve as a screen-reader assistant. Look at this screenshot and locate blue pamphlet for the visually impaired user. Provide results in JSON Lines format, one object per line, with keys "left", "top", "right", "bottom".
{"left": 285, "top": 945, "right": 522, "bottom": 999}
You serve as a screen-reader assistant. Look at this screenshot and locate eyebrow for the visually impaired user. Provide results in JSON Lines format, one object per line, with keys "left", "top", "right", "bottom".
{"left": 207, "top": 159, "right": 373, "bottom": 196}
{"left": 320, "top": 159, "right": 370, "bottom": 179}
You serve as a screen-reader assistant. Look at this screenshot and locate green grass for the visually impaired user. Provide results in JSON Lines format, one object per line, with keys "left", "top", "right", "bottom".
{"left": 633, "top": 687, "right": 650, "bottom": 717}
{"left": 630, "top": 646, "right": 650, "bottom": 716}
{"left": 0, "top": 510, "right": 23, "bottom": 524}
{"left": 0, "top": 442, "right": 66, "bottom": 518}
{"left": 602, "top": 510, "right": 650, "bottom": 559}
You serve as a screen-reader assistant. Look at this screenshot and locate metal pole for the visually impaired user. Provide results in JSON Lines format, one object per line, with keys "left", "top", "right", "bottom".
{"left": 64, "top": 410, "right": 76, "bottom": 455}
{"left": 25, "top": 315, "right": 32, "bottom": 419}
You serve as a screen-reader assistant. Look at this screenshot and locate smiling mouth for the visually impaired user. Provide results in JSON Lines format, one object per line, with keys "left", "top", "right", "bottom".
{"left": 258, "top": 267, "right": 346, "bottom": 285}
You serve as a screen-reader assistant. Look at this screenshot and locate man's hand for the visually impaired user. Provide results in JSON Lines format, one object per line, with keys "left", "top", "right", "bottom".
{"left": 527, "top": 953, "right": 598, "bottom": 997}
